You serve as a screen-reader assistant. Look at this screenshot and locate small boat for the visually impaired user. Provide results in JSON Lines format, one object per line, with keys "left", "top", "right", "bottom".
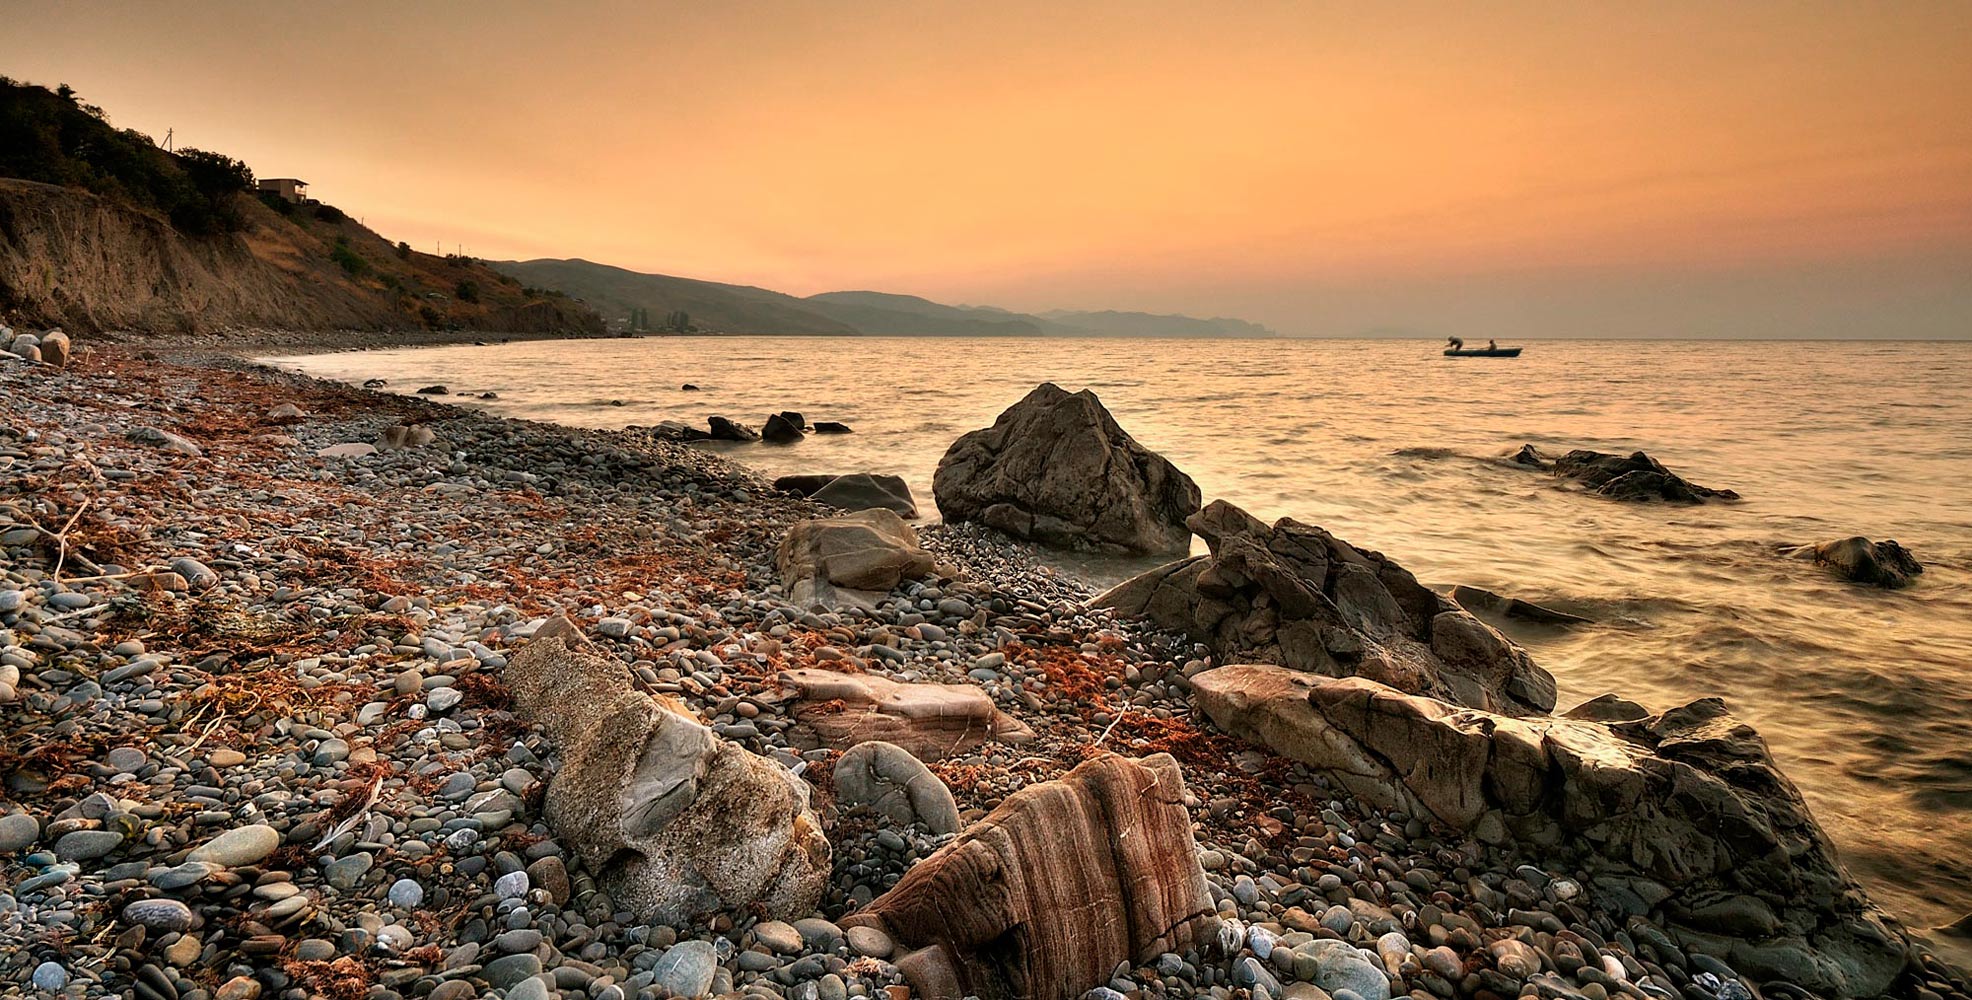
{"left": 1443, "top": 346, "right": 1522, "bottom": 357}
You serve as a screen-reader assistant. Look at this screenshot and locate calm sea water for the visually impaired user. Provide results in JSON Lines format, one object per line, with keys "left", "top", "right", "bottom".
{"left": 275, "top": 336, "right": 1972, "bottom": 943}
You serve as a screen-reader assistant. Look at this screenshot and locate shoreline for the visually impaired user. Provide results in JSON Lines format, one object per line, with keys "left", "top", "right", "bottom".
{"left": 2, "top": 347, "right": 1967, "bottom": 1000}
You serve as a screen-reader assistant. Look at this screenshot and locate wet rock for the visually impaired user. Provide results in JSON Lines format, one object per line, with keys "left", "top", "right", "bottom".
{"left": 708, "top": 415, "right": 759, "bottom": 441}
{"left": 1096, "top": 499, "right": 1557, "bottom": 714}
{"left": 833, "top": 740, "right": 961, "bottom": 834}
{"left": 814, "top": 421, "right": 853, "bottom": 434}
{"left": 780, "top": 668, "right": 1034, "bottom": 760}
{"left": 842, "top": 752, "right": 1215, "bottom": 1000}
{"left": 762, "top": 412, "right": 806, "bottom": 444}
{"left": 934, "top": 382, "right": 1200, "bottom": 555}
{"left": 1190, "top": 665, "right": 1909, "bottom": 997}
{"left": 1791, "top": 537, "right": 1924, "bottom": 589}
{"left": 1543, "top": 448, "right": 1738, "bottom": 502}
{"left": 1448, "top": 585, "right": 1593, "bottom": 626}
{"left": 416, "top": 384, "right": 449, "bottom": 394}
{"left": 505, "top": 621, "right": 829, "bottom": 924}
{"left": 777, "top": 508, "right": 945, "bottom": 610}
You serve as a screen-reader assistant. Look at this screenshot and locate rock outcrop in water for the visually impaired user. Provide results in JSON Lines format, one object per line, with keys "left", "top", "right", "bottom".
{"left": 933, "top": 383, "right": 1200, "bottom": 555}
{"left": 1448, "top": 584, "right": 1594, "bottom": 626}
{"left": 1789, "top": 536, "right": 1924, "bottom": 589}
{"left": 1517, "top": 446, "right": 1739, "bottom": 502}
{"left": 840, "top": 752, "right": 1216, "bottom": 1000}
{"left": 1096, "top": 499, "right": 1558, "bottom": 714}
{"left": 505, "top": 619, "right": 830, "bottom": 925}
{"left": 1190, "top": 664, "right": 1911, "bottom": 998}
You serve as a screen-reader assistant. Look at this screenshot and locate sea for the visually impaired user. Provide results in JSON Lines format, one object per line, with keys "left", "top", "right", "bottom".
{"left": 273, "top": 335, "right": 1972, "bottom": 948}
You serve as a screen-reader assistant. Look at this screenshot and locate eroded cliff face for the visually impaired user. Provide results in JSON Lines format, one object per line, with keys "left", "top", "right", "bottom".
{"left": 0, "top": 178, "right": 601, "bottom": 337}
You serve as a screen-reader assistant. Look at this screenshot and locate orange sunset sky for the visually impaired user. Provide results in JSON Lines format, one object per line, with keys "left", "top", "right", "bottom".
{"left": 7, "top": 1, "right": 1971, "bottom": 338}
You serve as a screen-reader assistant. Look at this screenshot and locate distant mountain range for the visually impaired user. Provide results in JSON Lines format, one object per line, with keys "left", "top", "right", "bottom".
{"left": 490, "top": 258, "right": 1278, "bottom": 338}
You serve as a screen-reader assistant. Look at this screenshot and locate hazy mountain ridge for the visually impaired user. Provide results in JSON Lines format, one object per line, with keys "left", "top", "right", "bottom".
{"left": 492, "top": 258, "right": 1276, "bottom": 338}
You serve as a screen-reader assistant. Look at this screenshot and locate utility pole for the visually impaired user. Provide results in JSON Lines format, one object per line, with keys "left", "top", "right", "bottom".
{"left": 162, "top": 127, "right": 173, "bottom": 151}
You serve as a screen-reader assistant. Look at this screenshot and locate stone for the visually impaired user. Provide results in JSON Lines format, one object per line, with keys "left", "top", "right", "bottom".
{"left": 772, "top": 473, "right": 920, "bottom": 519}
{"left": 416, "top": 384, "right": 449, "bottom": 394}
{"left": 0, "top": 811, "right": 39, "bottom": 852}
{"left": 216, "top": 976, "right": 263, "bottom": 1000}
{"left": 209, "top": 748, "right": 247, "bottom": 767}
{"left": 316, "top": 442, "right": 378, "bottom": 459}
{"left": 324, "top": 852, "right": 374, "bottom": 890}
{"left": 527, "top": 855, "right": 571, "bottom": 905}
{"left": 505, "top": 622, "right": 829, "bottom": 925}
{"left": 1095, "top": 500, "right": 1557, "bottom": 714}
{"left": 1792, "top": 537, "right": 1924, "bottom": 589}
{"left": 814, "top": 421, "right": 853, "bottom": 434}
{"left": 33, "top": 961, "right": 69, "bottom": 991}
{"left": 762, "top": 412, "right": 806, "bottom": 443}
{"left": 1537, "top": 448, "right": 1739, "bottom": 503}
{"left": 388, "top": 878, "right": 424, "bottom": 907}
{"left": 707, "top": 415, "right": 759, "bottom": 441}
{"left": 754, "top": 919, "right": 804, "bottom": 954}
{"left": 841, "top": 753, "right": 1215, "bottom": 1000}
{"left": 54, "top": 828, "right": 124, "bottom": 861}
{"left": 123, "top": 897, "right": 195, "bottom": 931}
{"left": 1189, "top": 665, "right": 1909, "bottom": 997}
{"left": 128, "top": 425, "right": 203, "bottom": 457}
{"left": 187, "top": 824, "right": 281, "bottom": 866}
{"left": 651, "top": 940, "right": 719, "bottom": 999}
{"left": 833, "top": 740, "right": 962, "bottom": 834}
{"left": 780, "top": 668, "right": 1034, "bottom": 760}
{"left": 39, "top": 329, "right": 71, "bottom": 367}
{"left": 847, "top": 924, "right": 895, "bottom": 959}
{"left": 934, "top": 383, "right": 1200, "bottom": 555}
{"left": 777, "top": 508, "right": 945, "bottom": 610}
{"left": 266, "top": 403, "right": 305, "bottom": 424}
{"left": 483, "top": 953, "right": 544, "bottom": 989}
{"left": 379, "top": 423, "right": 440, "bottom": 450}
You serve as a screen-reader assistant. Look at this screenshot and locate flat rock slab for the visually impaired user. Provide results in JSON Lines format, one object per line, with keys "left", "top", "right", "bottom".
{"left": 779, "top": 668, "right": 1033, "bottom": 761}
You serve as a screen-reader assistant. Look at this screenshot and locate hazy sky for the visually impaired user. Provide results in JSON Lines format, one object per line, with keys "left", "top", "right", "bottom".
{"left": 7, "top": 1, "right": 1970, "bottom": 338}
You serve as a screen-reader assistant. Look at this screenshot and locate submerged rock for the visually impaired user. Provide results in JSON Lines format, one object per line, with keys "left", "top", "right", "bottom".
{"left": 780, "top": 668, "right": 1033, "bottom": 760}
{"left": 1791, "top": 536, "right": 1924, "bottom": 588}
{"left": 762, "top": 412, "right": 805, "bottom": 443}
{"left": 1096, "top": 499, "right": 1557, "bottom": 714}
{"left": 841, "top": 753, "right": 1215, "bottom": 1000}
{"left": 1542, "top": 448, "right": 1739, "bottom": 502}
{"left": 933, "top": 382, "right": 1200, "bottom": 555}
{"left": 1448, "top": 584, "right": 1594, "bottom": 626}
{"left": 707, "top": 415, "right": 759, "bottom": 441}
{"left": 505, "top": 620, "right": 829, "bottom": 924}
{"left": 777, "top": 508, "right": 943, "bottom": 610}
{"left": 1190, "top": 664, "right": 1910, "bottom": 997}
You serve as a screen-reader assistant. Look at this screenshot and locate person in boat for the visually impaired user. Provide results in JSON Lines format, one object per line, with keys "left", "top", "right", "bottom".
{"left": 1447, "top": 336, "right": 1464, "bottom": 351}
{"left": 1487, "top": 339, "right": 1497, "bottom": 351}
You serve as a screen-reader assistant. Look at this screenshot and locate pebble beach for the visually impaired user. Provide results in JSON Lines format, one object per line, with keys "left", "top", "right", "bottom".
{"left": 3, "top": 345, "right": 1968, "bottom": 1000}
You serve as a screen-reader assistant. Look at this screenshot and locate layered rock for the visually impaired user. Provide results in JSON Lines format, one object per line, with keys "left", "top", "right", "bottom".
{"left": 776, "top": 509, "right": 944, "bottom": 610}
{"left": 1526, "top": 447, "right": 1739, "bottom": 502}
{"left": 1096, "top": 500, "right": 1557, "bottom": 715}
{"left": 1791, "top": 537, "right": 1924, "bottom": 589}
{"left": 841, "top": 753, "right": 1216, "bottom": 1000}
{"left": 505, "top": 619, "right": 829, "bottom": 925}
{"left": 774, "top": 474, "right": 919, "bottom": 518}
{"left": 779, "top": 668, "right": 1034, "bottom": 760}
{"left": 1190, "top": 665, "right": 1910, "bottom": 997}
{"left": 933, "top": 383, "right": 1200, "bottom": 555}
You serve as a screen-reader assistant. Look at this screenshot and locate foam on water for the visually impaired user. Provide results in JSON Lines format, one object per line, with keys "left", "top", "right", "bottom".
{"left": 274, "top": 335, "right": 1972, "bottom": 940}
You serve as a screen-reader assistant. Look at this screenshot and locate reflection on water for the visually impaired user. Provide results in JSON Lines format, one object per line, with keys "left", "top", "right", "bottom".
{"left": 274, "top": 336, "right": 1972, "bottom": 938}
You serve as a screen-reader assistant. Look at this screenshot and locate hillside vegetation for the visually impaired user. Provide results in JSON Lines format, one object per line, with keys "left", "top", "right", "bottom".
{"left": 0, "top": 78, "right": 601, "bottom": 336}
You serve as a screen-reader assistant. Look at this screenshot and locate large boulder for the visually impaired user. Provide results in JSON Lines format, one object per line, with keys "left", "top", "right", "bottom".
{"left": 1190, "top": 665, "right": 1911, "bottom": 997}
{"left": 776, "top": 473, "right": 919, "bottom": 518}
{"left": 1095, "top": 500, "right": 1557, "bottom": 715}
{"left": 933, "top": 383, "right": 1200, "bottom": 555}
{"left": 779, "top": 668, "right": 1034, "bottom": 760}
{"left": 39, "top": 329, "right": 71, "bottom": 367}
{"left": 832, "top": 740, "right": 961, "bottom": 834}
{"left": 1537, "top": 448, "right": 1739, "bottom": 502}
{"left": 840, "top": 753, "right": 1216, "bottom": 1000}
{"left": 707, "top": 415, "right": 759, "bottom": 441}
{"left": 505, "top": 620, "right": 829, "bottom": 925}
{"left": 1790, "top": 537, "right": 1924, "bottom": 589}
{"left": 762, "top": 412, "right": 806, "bottom": 444}
{"left": 777, "top": 509, "right": 944, "bottom": 610}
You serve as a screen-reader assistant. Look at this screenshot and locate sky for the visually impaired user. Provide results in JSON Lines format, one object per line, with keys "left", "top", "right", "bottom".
{"left": 6, "top": 1, "right": 1971, "bottom": 338}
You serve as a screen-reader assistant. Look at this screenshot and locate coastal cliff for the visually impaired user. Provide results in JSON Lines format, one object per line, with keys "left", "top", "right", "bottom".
{"left": 0, "top": 178, "right": 602, "bottom": 337}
